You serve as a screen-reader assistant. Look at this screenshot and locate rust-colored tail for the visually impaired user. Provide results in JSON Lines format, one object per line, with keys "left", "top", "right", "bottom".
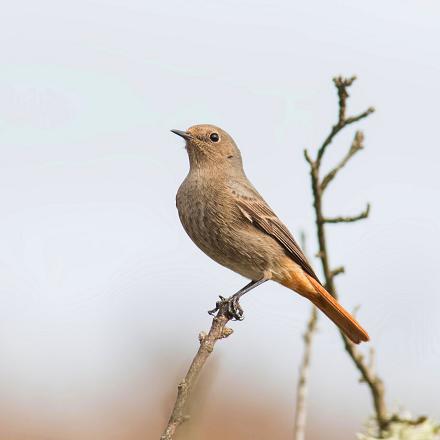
{"left": 304, "top": 275, "right": 369, "bottom": 344}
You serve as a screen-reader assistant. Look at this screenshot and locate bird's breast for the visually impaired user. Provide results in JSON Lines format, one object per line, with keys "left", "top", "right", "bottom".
{"left": 176, "top": 176, "right": 238, "bottom": 253}
{"left": 176, "top": 173, "right": 287, "bottom": 280}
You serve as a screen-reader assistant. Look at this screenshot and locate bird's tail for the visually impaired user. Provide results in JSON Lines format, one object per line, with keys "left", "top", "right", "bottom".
{"left": 288, "top": 273, "right": 370, "bottom": 344}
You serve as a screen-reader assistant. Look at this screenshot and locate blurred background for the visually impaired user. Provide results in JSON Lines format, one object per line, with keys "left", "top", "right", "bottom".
{"left": 0, "top": 1, "right": 439, "bottom": 438}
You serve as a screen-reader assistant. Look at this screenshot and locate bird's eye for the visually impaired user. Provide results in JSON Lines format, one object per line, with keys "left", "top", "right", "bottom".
{"left": 210, "top": 133, "right": 219, "bottom": 142}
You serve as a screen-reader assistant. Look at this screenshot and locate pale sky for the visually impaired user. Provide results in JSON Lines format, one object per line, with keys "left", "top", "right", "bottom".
{"left": 0, "top": 1, "right": 439, "bottom": 438}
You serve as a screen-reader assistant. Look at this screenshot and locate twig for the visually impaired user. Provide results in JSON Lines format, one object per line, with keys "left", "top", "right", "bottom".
{"left": 388, "top": 415, "right": 429, "bottom": 426}
{"left": 160, "top": 299, "right": 234, "bottom": 440}
{"left": 324, "top": 203, "right": 370, "bottom": 224}
{"left": 293, "top": 306, "right": 318, "bottom": 440}
{"left": 330, "top": 266, "right": 345, "bottom": 278}
{"left": 305, "top": 76, "right": 390, "bottom": 435}
{"left": 321, "top": 131, "right": 365, "bottom": 192}
{"left": 293, "top": 232, "right": 319, "bottom": 440}
{"left": 315, "top": 76, "right": 374, "bottom": 167}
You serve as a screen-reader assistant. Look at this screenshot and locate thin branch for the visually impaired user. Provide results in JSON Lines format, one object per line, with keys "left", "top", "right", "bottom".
{"left": 345, "top": 108, "right": 375, "bottom": 125}
{"left": 330, "top": 265, "right": 345, "bottom": 278}
{"left": 367, "top": 347, "right": 376, "bottom": 379}
{"left": 293, "top": 307, "right": 318, "bottom": 440}
{"left": 341, "top": 336, "right": 387, "bottom": 432}
{"left": 321, "top": 130, "right": 365, "bottom": 192}
{"left": 315, "top": 76, "right": 375, "bottom": 167}
{"left": 303, "top": 148, "right": 314, "bottom": 166}
{"left": 324, "top": 203, "right": 370, "bottom": 224}
{"left": 160, "top": 299, "right": 234, "bottom": 440}
{"left": 293, "top": 232, "right": 319, "bottom": 440}
{"left": 334, "top": 75, "right": 356, "bottom": 123}
{"left": 305, "top": 75, "right": 389, "bottom": 435}
{"left": 388, "top": 415, "right": 429, "bottom": 426}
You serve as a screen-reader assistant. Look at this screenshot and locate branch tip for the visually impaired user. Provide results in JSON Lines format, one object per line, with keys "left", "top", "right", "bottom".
{"left": 324, "top": 203, "right": 370, "bottom": 224}
{"left": 304, "top": 149, "right": 313, "bottom": 165}
{"left": 333, "top": 75, "right": 357, "bottom": 88}
{"left": 330, "top": 266, "right": 345, "bottom": 278}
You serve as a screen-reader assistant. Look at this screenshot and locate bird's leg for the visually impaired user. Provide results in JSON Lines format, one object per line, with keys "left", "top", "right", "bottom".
{"left": 227, "top": 279, "right": 267, "bottom": 319}
{"left": 208, "top": 278, "right": 268, "bottom": 320}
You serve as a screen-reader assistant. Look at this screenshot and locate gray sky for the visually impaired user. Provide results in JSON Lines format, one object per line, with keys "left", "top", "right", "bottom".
{"left": 0, "top": 0, "right": 439, "bottom": 438}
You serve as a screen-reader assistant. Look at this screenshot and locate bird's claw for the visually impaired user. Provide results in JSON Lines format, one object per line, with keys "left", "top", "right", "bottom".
{"left": 208, "top": 295, "right": 244, "bottom": 320}
{"left": 228, "top": 295, "right": 244, "bottom": 320}
{"left": 208, "top": 296, "right": 226, "bottom": 316}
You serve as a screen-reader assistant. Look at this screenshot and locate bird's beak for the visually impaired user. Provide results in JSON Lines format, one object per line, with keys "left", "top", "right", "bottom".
{"left": 171, "top": 129, "right": 191, "bottom": 140}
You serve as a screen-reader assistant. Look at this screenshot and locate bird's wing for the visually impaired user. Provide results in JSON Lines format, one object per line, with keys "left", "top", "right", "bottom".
{"left": 230, "top": 180, "right": 320, "bottom": 283}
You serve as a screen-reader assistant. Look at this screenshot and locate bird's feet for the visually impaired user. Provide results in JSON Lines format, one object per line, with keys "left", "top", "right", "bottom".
{"left": 208, "top": 294, "right": 244, "bottom": 320}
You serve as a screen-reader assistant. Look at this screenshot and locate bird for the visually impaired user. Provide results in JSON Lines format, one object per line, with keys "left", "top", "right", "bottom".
{"left": 172, "top": 124, "right": 369, "bottom": 344}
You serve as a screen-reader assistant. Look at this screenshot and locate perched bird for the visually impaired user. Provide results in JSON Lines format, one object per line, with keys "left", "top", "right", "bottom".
{"left": 172, "top": 124, "right": 369, "bottom": 344}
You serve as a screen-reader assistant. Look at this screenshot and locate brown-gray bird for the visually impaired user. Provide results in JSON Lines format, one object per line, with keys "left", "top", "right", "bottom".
{"left": 172, "top": 124, "right": 369, "bottom": 344}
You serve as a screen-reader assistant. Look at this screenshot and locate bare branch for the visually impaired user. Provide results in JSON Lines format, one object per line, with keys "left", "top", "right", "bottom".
{"left": 293, "top": 307, "right": 318, "bottom": 440}
{"left": 294, "top": 232, "right": 318, "bottom": 440}
{"left": 161, "top": 300, "right": 234, "bottom": 440}
{"left": 315, "top": 125, "right": 341, "bottom": 167}
{"left": 330, "top": 265, "right": 345, "bottom": 278}
{"left": 304, "top": 75, "right": 389, "bottom": 434}
{"left": 345, "top": 107, "right": 375, "bottom": 125}
{"left": 324, "top": 203, "right": 370, "bottom": 224}
{"left": 321, "top": 130, "right": 365, "bottom": 192}
{"left": 388, "top": 415, "right": 429, "bottom": 426}
{"left": 341, "top": 336, "right": 387, "bottom": 430}
{"left": 315, "top": 76, "right": 374, "bottom": 167}
{"left": 303, "top": 148, "right": 314, "bottom": 166}
{"left": 334, "top": 75, "right": 356, "bottom": 123}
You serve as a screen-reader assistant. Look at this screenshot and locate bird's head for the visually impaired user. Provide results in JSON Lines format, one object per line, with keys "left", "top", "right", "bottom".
{"left": 171, "top": 124, "right": 242, "bottom": 170}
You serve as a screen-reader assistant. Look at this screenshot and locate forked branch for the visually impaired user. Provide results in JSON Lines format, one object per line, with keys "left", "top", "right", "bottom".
{"left": 315, "top": 76, "right": 374, "bottom": 167}
{"left": 305, "top": 76, "right": 391, "bottom": 435}
{"left": 321, "top": 130, "right": 365, "bottom": 191}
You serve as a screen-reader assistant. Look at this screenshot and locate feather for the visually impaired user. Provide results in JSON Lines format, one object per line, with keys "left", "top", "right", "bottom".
{"left": 229, "top": 179, "right": 320, "bottom": 283}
